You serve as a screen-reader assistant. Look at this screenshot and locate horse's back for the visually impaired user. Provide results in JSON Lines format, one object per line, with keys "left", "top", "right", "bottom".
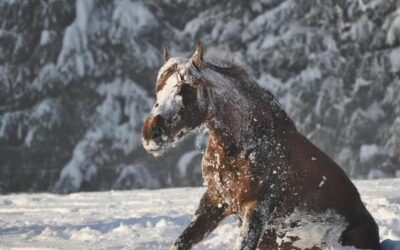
{"left": 287, "top": 132, "right": 360, "bottom": 210}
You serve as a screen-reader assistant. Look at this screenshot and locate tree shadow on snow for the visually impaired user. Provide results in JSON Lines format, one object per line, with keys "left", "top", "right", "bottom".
{"left": 0, "top": 214, "right": 192, "bottom": 237}
{"left": 381, "top": 239, "right": 400, "bottom": 250}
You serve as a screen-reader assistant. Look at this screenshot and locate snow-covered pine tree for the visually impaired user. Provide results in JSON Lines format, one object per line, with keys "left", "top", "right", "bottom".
{"left": 0, "top": 0, "right": 399, "bottom": 192}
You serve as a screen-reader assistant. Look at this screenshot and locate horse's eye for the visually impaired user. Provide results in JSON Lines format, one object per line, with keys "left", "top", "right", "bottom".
{"left": 179, "top": 84, "right": 197, "bottom": 106}
{"left": 178, "top": 84, "right": 192, "bottom": 95}
{"left": 155, "top": 103, "right": 159, "bottom": 107}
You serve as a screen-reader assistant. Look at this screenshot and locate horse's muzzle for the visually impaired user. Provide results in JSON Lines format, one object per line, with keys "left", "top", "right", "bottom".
{"left": 142, "top": 114, "right": 168, "bottom": 155}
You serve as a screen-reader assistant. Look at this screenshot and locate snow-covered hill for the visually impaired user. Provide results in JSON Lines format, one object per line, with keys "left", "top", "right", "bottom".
{"left": 0, "top": 178, "right": 399, "bottom": 250}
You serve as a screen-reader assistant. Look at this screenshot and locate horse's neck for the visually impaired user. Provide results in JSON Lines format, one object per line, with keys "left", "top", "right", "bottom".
{"left": 204, "top": 85, "right": 252, "bottom": 147}
{"left": 201, "top": 65, "right": 296, "bottom": 151}
{"left": 205, "top": 90, "right": 283, "bottom": 149}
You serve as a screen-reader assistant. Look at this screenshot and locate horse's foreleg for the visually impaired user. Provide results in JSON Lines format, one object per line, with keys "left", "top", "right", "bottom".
{"left": 169, "top": 189, "right": 226, "bottom": 250}
{"left": 257, "top": 229, "right": 278, "bottom": 250}
{"left": 235, "top": 203, "right": 269, "bottom": 250}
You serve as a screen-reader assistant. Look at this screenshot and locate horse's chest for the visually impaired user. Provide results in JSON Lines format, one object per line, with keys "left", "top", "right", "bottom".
{"left": 203, "top": 149, "right": 255, "bottom": 211}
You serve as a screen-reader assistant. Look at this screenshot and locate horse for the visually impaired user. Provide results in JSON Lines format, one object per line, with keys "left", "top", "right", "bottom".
{"left": 142, "top": 42, "right": 380, "bottom": 250}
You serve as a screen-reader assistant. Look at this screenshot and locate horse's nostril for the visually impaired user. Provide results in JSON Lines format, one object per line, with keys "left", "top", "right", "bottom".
{"left": 153, "top": 126, "right": 163, "bottom": 138}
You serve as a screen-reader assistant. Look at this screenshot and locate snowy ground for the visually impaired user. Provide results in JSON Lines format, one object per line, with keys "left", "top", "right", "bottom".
{"left": 0, "top": 179, "right": 400, "bottom": 250}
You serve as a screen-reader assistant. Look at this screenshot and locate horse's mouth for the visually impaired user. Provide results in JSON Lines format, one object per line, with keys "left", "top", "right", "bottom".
{"left": 142, "top": 128, "right": 196, "bottom": 157}
{"left": 145, "top": 138, "right": 179, "bottom": 157}
{"left": 142, "top": 138, "right": 167, "bottom": 157}
{"left": 147, "top": 148, "right": 165, "bottom": 157}
{"left": 145, "top": 145, "right": 168, "bottom": 157}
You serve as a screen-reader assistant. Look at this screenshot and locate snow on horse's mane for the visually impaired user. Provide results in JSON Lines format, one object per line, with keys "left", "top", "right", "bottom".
{"left": 200, "top": 55, "right": 279, "bottom": 110}
{"left": 157, "top": 53, "right": 253, "bottom": 92}
{"left": 202, "top": 55, "right": 255, "bottom": 91}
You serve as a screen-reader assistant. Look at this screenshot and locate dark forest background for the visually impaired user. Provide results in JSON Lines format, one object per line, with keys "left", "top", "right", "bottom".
{"left": 1, "top": 0, "right": 400, "bottom": 193}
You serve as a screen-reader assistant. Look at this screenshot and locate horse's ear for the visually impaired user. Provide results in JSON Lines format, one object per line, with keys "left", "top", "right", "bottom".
{"left": 163, "top": 44, "right": 170, "bottom": 64}
{"left": 191, "top": 41, "right": 205, "bottom": 71}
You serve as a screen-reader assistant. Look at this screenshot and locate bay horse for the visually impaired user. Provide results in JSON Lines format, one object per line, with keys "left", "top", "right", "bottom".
{"left": 142, "top": 42, "right": 380, "bottom": 250}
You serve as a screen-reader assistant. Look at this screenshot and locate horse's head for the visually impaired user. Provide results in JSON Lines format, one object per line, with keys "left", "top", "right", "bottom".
{"left": 142, "top": 42, "right": 210, "bottom": 156}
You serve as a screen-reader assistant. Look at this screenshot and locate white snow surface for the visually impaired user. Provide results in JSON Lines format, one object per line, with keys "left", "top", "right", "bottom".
{"left": 1, "top": 178, "right": 400, "bottom": 250}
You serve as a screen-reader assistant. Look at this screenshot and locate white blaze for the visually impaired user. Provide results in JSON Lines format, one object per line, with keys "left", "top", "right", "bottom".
{"left": 152, "top": 58, "right": 191, "bottom": 118}
{"left": 152, "top": 72, "right": 183, "bottom": 117}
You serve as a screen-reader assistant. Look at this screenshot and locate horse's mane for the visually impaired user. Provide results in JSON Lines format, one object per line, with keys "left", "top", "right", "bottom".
{"left": 199, "top": 53, "right": 294, "bottom": 129}
{"left": 200, "top": 53, "right": 279, "bottom": 110}
{"left": 204, "top": 52, "right": 254, "bottom": 88}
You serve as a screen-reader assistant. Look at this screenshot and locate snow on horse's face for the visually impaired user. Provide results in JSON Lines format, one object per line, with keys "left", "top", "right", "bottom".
{"left": 142, "top": 43, "right": 208, "bottom": 156}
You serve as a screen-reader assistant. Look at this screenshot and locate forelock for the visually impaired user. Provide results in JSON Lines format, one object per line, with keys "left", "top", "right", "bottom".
{"left": 157, "top": 57, "right": 185, "bottom": 81}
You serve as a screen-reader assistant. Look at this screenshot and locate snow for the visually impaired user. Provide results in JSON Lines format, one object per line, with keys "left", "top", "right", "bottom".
{"left": 1, "top": 178, "right": 400, "bottom": 250}
{"left": 360, "top": 144, "right": 380, "bottom": 163}
{"left": 241, "top": 0, "right": 295, "bottom": 42}
{"left": 368, "top": 169, "right": 390, "bottom": 180}
{"left": 56, "top": 79, "right": 153, "bottom": 192}
{"left": 114, "top": 164, "right": 160, "bottom": 189}
{"left": 389, "top": 48, "right": 400, "bottom": 72}
{"left": 177, "top": 150, "right": 201, "bottom": 177}
{"left": 386, "top": 9, "right": 400, "bottom": 45}
{"left": 57, "top": 0, "right": 95, "bottom": 78}
{"left": 153, "top": 66, "right": 184, "bottom": 117}
{"left": 110, "top": 0, "right": 158, "bottom": 42}
{"left": 274, "top": 209, "right": 347, "bottom": 249}
{"left": 318, "top": 176, "right": 327, "bottom": 187}
{"left": 39, "top": 30, "right": 50, "bottom": 45}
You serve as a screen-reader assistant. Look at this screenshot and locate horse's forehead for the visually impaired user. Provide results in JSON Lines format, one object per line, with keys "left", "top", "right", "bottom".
{"left": 152, "top": 69, "right": 185, "bottom": 116}
{"left": 156, "top": 57, "right": 190, "bottom": 93}
{"left": 157, "top": 57, "right": 187, "bottom": 80}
